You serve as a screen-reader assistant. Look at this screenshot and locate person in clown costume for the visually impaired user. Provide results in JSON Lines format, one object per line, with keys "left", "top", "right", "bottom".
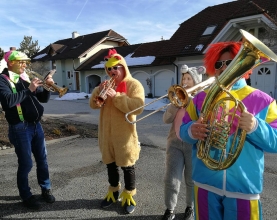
{"left": 89, "top": 48, "right": 145, "bottom": 214}
{"left": 179, "top": 41, "right": 277, "bottom": 220}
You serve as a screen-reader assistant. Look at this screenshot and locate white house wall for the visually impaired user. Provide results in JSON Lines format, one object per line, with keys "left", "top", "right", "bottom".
{"left": 48, "top": 41, "right": 121, "bottom": 91}
{"left": 0, "top": 59, "right": 7, "bottom": 72}
{"left": 81, "top": 65, "right": 177, "bottom": 97}
{"left": 79, "top": 40, "right": 119, "bottom": 63}
{"left": 132, "top": 71, "right": 149, "bottom": 94}
{"left": 54, "top": 60, "right": 71, "bottom": 88}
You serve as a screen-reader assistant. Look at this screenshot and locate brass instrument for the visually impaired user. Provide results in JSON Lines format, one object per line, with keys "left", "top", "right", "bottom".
{"left": 25, "top": 69, "right": 68, "bottom": 98}
{"left": 197, "top": 29, "right": 277, "bottom": 170}
{"left": 94, "top": 77, "right": 116, "bottom": 107}
{"left": 125, "top": 77, "right": 215, "bottom": 124}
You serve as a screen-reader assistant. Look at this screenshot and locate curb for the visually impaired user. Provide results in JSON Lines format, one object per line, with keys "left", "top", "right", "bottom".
{"left": 0, "top": 135, "right": 80, "bottom": 156}
{"left": 46, "top": 135, "right": 80, "bottom": 145}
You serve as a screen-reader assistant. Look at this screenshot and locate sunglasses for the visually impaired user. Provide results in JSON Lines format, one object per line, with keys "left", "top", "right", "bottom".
{"left": 107, "top": 66, "right": 122, "bottom": 72}
{"left": 214, "top": 59, "right": 232, "bottom": 70}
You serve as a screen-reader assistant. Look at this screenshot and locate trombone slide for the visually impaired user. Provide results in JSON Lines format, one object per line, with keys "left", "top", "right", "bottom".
{"left": 125, "top": 77, "right": 215, "bottom": 124}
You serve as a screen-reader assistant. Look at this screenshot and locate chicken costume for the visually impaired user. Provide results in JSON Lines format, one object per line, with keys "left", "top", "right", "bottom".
{"left": 89, "top": 49, "right": 144, "bottom": 213}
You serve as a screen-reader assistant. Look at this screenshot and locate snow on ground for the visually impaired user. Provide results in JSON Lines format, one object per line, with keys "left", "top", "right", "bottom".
{"left": 54, "top": 92, "right": 169, "bottom": 111}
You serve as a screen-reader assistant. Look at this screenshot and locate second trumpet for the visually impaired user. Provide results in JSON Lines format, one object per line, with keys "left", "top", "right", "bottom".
{"left": 94, "top": 77, "right": 116, "bottom": 107}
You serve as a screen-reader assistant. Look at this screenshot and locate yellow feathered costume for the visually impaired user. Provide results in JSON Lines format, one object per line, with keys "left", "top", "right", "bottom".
{"left": 89, "top": 50, "right": 145, "bottom": 167}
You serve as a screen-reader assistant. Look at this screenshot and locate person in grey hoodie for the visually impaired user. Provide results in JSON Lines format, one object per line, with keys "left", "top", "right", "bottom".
{"left": 162, "top": 64, "right": 206, "bottom": 220}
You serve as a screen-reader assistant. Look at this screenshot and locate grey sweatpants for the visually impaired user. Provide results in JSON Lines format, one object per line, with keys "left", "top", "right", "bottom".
{"left": 164, "top": 142, "right": 194, "bottom": 210}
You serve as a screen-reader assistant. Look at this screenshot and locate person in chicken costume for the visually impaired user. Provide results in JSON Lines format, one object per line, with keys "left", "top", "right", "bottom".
{"left": 89, "top": 49, "right": 145, "bottom": 214}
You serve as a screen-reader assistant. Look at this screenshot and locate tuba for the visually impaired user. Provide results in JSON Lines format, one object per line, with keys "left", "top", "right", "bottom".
{"left": 25, "top": 69, "right": 68, "bottom": 98}
{"left": 197, "top": 29, "right": 277, "bottom": 170}
{"left": 94, "top": 76, "right": 116, "bottom": 107}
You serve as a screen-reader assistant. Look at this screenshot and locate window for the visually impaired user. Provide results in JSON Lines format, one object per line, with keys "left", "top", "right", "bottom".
{"left": 182, "top": 45, "right": 191, "bottom": 52}
{"left": 67, "top": 71, "right": 71, "bottom": 79}
{"left": 258, "top": 67, "right": 270, "bottom": 75}
{"left": 202, "top": 25, "right": 217, "bottom": 36}
{"left": 71, "top": 43, "right": 82, "bottom": 49}
{"left": 195, "top": 44, "right": 204, "bottom": 51}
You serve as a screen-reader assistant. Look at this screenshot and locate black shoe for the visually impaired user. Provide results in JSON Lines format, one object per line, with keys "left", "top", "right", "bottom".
{"left": 41, "top": 189, "right": 55, "bottom": 203}
{"left": 23, "top": 195, "right": 41, "bottom": 210}
{"left": 101, "top": 191, "right": 119, "bottom": 208}
{"left": 123, "top": 203, "right": 135, "bottom": 214}
{"left": 162, "top": 209, "right": 175, "bottom": 220}
{"left": 184, "top": 206, "right": 194, "bottom": 220}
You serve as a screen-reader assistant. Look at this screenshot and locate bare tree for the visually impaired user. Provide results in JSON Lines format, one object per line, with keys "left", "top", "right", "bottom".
{"left": 30, "top": 61, "right": 50, "bottom": 76}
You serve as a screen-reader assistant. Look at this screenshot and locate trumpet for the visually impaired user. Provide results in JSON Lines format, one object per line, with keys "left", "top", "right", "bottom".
{"left": 25, "top": 69, "right": 68, "bottom": 98}
{"left": 125, "top": 77, "right": 215, "bottom": 124}
{"left": 94, "top": 76, "right": 116, "bottom": 107}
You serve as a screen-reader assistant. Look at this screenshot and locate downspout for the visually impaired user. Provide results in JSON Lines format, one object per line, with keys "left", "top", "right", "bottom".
{"left": 72, "top": 59, "right": 77, "bottom": 71}
{"left": 170, "top": 57, "right": 179, "bottom": 84}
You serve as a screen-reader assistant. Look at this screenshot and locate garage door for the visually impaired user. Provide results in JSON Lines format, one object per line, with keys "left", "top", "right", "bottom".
{"left": 251, "top": 63, "right": 275, "bottom": 98}
{"left": 154, "top": 71, "right": 174, "bottom": 97}
{"left": 133, "top": 72, "right": 148, "bottom": 94}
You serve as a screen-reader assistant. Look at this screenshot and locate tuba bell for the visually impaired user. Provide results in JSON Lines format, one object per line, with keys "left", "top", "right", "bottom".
{"left": 197, "top": 29, "right": 277, "bottom": 170}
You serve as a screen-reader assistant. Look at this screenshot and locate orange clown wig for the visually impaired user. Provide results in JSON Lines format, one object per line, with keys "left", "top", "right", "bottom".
{"left": 204, "top": 41, "right": 252, "bottom": 79}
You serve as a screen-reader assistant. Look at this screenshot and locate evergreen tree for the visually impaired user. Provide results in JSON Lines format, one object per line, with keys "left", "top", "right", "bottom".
{"left": 0, "top": 47, "right": 4, "bottom": 60}
{"left": 18, "top": 36, "right": 40, "bottom": 58}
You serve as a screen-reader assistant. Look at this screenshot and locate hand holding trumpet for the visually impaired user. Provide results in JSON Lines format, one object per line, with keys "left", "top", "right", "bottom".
{"left": 98, "top": 80, "right": 116, "bottom": 98}
{"left": 45, "top": 74, "right": 55, "bottom": 86}
{"left": 28, "top": 75, "right": 55, "bottom": 92}
{"left": 28, "top": 78, "right": 42, "bottom": 92}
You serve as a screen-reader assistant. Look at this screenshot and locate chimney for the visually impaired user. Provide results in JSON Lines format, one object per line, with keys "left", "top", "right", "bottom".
{"left": 72, "top": 31, "right": 80, "bottom": 39}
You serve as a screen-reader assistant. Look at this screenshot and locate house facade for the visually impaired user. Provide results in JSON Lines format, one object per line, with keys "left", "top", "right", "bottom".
{"left": 32, "top": 0, "right": 277, "bottom": 98}
{"left": 0, "top": 59, "right": 6, "bottom": 73}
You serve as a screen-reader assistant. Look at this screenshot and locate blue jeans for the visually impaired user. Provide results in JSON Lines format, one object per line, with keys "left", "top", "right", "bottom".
{"left": 8, "top": 121, "right": 51, "bottom": 201}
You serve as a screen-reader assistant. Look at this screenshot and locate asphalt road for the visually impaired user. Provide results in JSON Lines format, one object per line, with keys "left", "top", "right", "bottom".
{"left": 0, "top": 96, "right": 277, "bottom": 219}
{"left": 42, "top": 96, "right": 171, "bottom": 149}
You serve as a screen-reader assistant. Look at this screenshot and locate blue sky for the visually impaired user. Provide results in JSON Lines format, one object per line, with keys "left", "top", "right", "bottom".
{"left": 0, "top": 0, "right": 235, "bottom": 52}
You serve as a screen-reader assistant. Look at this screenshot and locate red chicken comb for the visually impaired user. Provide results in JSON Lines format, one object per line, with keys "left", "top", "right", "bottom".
{"left": 104, "top": 49, "right": 119, "bottom": 60}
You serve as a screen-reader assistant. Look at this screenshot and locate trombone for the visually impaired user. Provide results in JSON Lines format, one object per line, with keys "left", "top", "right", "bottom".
{"left": 125, "top": 77, "right": 215, "bottom": 124}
